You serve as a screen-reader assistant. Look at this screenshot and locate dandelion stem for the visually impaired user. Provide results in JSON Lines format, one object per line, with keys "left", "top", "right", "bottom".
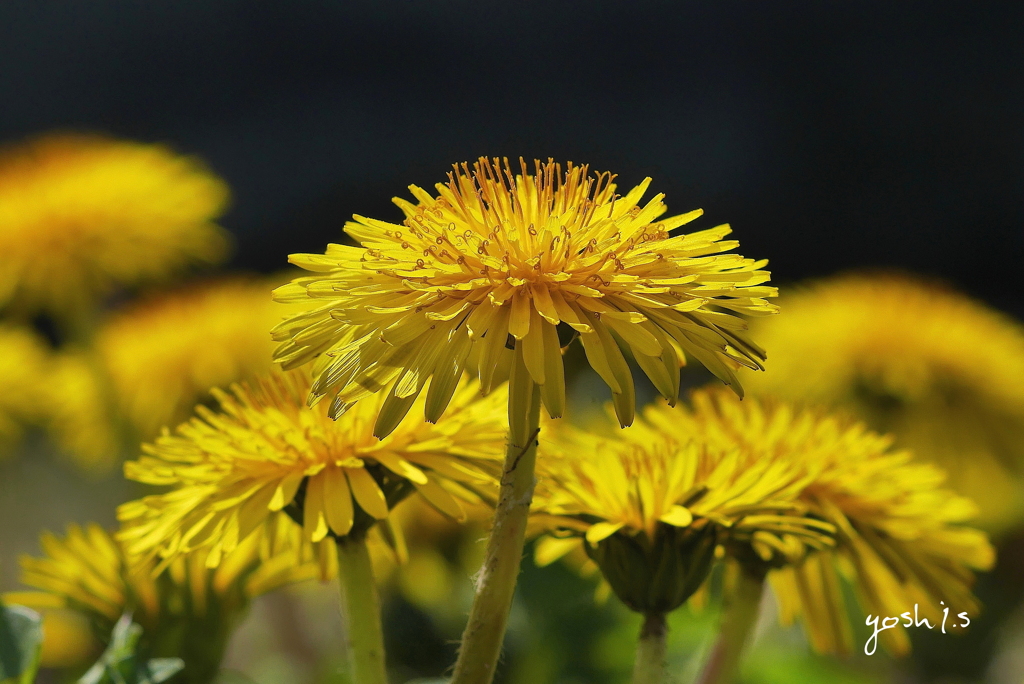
{"left": 335, "top": 535, "right": 388, "bottom": 684}
{"left": 451, "top": 351, "right": 542, "bottom": 684}
{"left": 696, "top": 565, "right": 766, "bottom": 684}
{"left": 632, "top": 612, "right": 669, "bottom": 684}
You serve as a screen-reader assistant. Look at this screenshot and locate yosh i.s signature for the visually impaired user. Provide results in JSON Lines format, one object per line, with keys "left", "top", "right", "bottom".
{"left": 864, "top": 603, "right": 971, "bottom": 655}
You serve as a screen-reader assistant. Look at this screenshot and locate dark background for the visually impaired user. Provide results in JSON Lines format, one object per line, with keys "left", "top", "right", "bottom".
{"left": 2, "top": 0, "right": 1021, "bottom": 314}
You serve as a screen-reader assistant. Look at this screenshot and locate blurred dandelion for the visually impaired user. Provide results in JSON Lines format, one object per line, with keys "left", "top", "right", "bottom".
{"left": 0, "top": 325, "right": 50, "bottom": 453}
{"left": 4, "top": 520, "right": 320, "bottom": 683}
{"left": 742, "top": 273, "right": 1024, "bottom": 530}
{"left": 117, "top": 367, "right": 506, "bottom": 684}
{"left": 271, "top": 157, "right": 776, "bottom": 683}
{"left": 42, "top": 276, "right": 298, "bottom": 471}
{"left": 0, "top": 133, "right": 229, "bottom": 327}
{"left": 531, "top": 402, "right": 834, "bottom": 684}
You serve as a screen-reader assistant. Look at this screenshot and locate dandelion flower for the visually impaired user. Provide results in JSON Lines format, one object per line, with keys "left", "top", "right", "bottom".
{"left": 98, "top": 276, "right": 293, "bottom": 436}
{"left": 42, "top": 276, "right": 297, "bottom": 471}
{"left": 0, "top": 325, "right": 50, "bottom": 452}
{"left": 0, "top": 133, "right": 229, "bottom": 320}
{"left": 43, "top": 353, "right": 120, "bottom": 471}
{"left": 273, "top": 157, "right": 776, "bottom": 433}
{"left": 117, "top": 368, "right": 506, "bottom": 567}
{"left": 4, "top": 520, "right": 318, "bottom": 676}
{"left": 531, "top": 403, "right": 834, "bottom": 683}
{"left": 668, "top": 388, "right": 995, "bottom": 656}
{"left": 531, "top": 409, "right": 834, "bottom": 614}
{"left": 742, "top": 273, "right": 1024, "bottom": 530}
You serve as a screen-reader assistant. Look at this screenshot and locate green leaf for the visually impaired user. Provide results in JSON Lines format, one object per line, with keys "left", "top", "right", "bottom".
{"left": 0, "top": 602, "right": 43, "bottom": 684}
{"left": 77, "top": 614, "right": 184, "bottom": 684}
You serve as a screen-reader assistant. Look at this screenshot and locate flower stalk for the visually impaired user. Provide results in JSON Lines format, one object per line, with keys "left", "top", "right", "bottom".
{"left": 335, "top": 535, "right": 388, "bottom": 684}
{"left": 632, "top": 612, "right": 668, "bottom": 684}
{"left": 451, "top": 351, "right": 541, "bottom": 684}
{"left": 696, "top": 565, "right": 766, "bottom": 684}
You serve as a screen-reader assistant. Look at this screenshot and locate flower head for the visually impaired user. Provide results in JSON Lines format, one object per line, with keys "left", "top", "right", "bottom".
{"left": 530, "top": 406, "right": 834, "bottom": 614}
{"left": 98, "top": 276, "right": 292, "bottom": 436}
{"left": 273, "top": 158, "right": 776, "bottom": 435}
{"left": 0, "top": 133, "right": 229, "bottom": 319}
{"left": 4, "top": 520, "right": 318, "bottom": 671}
{"left": 0, "top": 325, "right": 50, "bottom": 451}
{"left": 742, "top": 273, "right": 1024, "bottom": 529}
{"left": 117, "top": 368, "right": 506, "bottom": 569}
{"left": 668, "top": 388, "right": 995, "bottom": 656}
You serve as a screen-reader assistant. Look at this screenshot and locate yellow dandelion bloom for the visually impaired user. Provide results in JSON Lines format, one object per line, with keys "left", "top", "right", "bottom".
{"left": 42, "top": 276, "right": 296, "bottom": 471}
{"left": 273, "top": 157, "right": 776, "bottom": 433}
{"left": 4, "top": 519, "right": 318, "bottom": 672}
{"left": 0, "top": 133, "right": 230, "bottom": 319}
{"left": 666, "top": 388, "right": 995, "bottom": 656}
{"left": 531, "top": 410, "right": 834, "bottom": 615}
{"left": 742, "top": 273, "right": 1024, "bottom": 529}
{"left": 117, "top": 368, "right": 506, "bottom": 568}
{"left": 98, "top": 276, "right": 292, "bottom": 436}
{"left": 0, "top": 324, "right": 50, "bottom": 451}
{"left": 43, "top": 352, "right": 120, "bottom": 471}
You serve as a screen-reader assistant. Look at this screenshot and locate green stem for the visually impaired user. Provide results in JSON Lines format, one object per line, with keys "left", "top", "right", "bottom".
{"left": 451, "top": 351, "right": 542, "bottom": 684}
{"left": 632, "top": 612, "right": 668, "bottom": 684}
{"left": 696, "top": 565, "right": 766, "bottom": 684}
{"left": 336, "top": 536, "right": 388, "bottom": 684}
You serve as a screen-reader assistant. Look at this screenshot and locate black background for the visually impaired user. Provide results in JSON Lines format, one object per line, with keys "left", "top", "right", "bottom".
{"left": 3, "top": 1, "right": 1021, "bottom": 314}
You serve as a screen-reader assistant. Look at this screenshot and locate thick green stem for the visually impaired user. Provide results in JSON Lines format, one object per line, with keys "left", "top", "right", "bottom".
{"left": 632, "top": 612, "right": 668, "bottom": 684}
{"left": 336, "top": 536, "right": 388, "bottom": 684}
{"left": 451, "top": 352, "right": 541, "bottom": 684}
{"left": 696, "top": 566, "right": 766, "bottom": 684}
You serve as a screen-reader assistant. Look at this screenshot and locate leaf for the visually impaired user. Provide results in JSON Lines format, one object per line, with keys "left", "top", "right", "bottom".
{"left": 77, "top": 614, "right": 184, "bottom": 684}
{"left": 0, "top": 602, "right": 43, "bottom": 684}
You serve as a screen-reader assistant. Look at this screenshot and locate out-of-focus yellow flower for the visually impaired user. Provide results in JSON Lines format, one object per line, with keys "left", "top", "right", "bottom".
{"left": 666, "top": 389, "right": 995, "bottom": 656}
{"left": 117, "top": 368, "right": 506, "bottom": 569}
{"left": 44, "top": 352, "right": 119, "bottom": 471}
{"left": 42, "top": 277, "right": 295, "bottom": 472}
{"left": 0, "top": 324, "right": 49, "bottom": 451}
{"left": 272, "top": 157, "right": 776, "bottom": 434}
{"left": 530, "top": 405, "right": 834, "bottom": 615}
{"left": 0, "top": 133, "right": 229, "bottom": 320}
{"left": 4, "top": 519, "right": 320, "bottom": 675}
{"left": 742, "top": 273, "right": 1024, "bottom": 530}
{"left": 98, "top": 276, "right": 290, "bottom": 436}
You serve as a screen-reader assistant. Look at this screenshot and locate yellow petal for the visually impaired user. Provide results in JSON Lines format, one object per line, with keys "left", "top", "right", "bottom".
{"left": 520, "top": 307, "right": 547, "bottom": 385}
{"left": 322, "top": 466, "right": 354, "bottom": 537}
{"left": 346, "top": 467, "right": 389, "bottom": 519}
{"left": 539, "top": 319, "right": 565, "bottom": 418}
{"left": 585, "top": 521, "right": 624, "bottom": 545}
{"left": 269, "top": 471, "right": 305, "bottom": 511}
{"left": 534, "top": 536, "right": 580, "bottom": 567}
{"left": 303, "top": 472, "right": 331, "bottom": 542}
{"left": 415, "top": 478, "right": 465, "bottom": 521}
{"left": 659, "top": 506, "right": 693, "bottom": 528}
{"left": 508, "top": 291, "right": 531, "bottom": 339}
